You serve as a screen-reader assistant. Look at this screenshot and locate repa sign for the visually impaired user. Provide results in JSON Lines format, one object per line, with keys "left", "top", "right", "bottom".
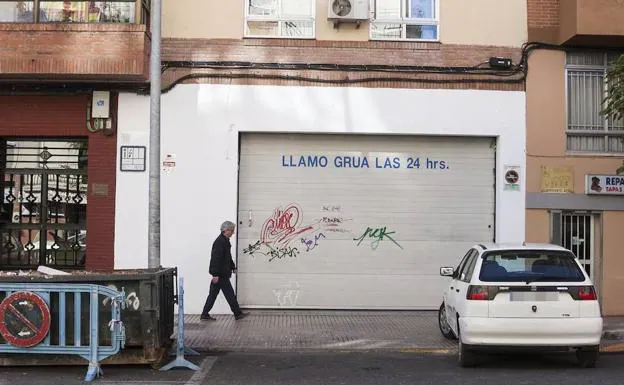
{"left": 585, "top": 175, "right": 624, "bottom": 195}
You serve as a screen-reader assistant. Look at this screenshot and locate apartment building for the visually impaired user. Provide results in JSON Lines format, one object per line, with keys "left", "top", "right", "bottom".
{"left": 113, "top": 0, "right": 528, "bottom": 314}
{"left": 525, "top": 0, "right": 624, "bottom": 315}
{"left": 0, "top": 1, "right": 151, "bottom": 271}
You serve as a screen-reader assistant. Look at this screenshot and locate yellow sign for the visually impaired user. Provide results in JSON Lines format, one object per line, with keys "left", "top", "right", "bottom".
{"left": 540, "top": 165, "right": 574, "bottom": 193}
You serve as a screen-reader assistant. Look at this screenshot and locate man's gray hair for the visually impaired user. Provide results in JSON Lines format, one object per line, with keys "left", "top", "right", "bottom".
{"left": 220, "top": 220, "right": 236, "bottom": 232}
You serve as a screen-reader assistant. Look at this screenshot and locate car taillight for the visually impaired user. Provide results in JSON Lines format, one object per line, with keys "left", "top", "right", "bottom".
{"left": 576, "top": 286, "right": 597, "bottom": 301}
{"left": 467, "top": 285, "right": 490, "bottom": 301}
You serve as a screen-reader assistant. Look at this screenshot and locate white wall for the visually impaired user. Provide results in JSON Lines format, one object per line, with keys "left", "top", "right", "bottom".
{"left": 116, "top": 84, "right": 526, "bottom": 314}
{"left": 115, "top": 96, "right": 150, "bottom": 269}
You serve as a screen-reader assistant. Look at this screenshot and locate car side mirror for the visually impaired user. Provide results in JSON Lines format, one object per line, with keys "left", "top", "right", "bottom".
{"left": 440, "top": 267, "right": 455, "bottom": 277}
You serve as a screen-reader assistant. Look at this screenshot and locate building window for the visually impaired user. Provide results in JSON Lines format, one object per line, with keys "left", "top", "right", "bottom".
{"left": 0, "top": 0, "right": 143, "bottom": 23}
{"left": 566, "top": 52, "right": 624, "bottom": 153}
{"left": 245, "top": 0, "right": 315, "bottom": 39}
{"left": 371, "top": 0, "right": 439, "bottom": 41}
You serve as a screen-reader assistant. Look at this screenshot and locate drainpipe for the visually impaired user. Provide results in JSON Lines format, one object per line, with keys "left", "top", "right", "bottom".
{"left": 148, "top": 0, "right": 162, "bottom": 269}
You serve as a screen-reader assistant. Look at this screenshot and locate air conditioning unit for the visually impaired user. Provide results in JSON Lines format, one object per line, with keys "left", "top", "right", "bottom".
{"left": 328, "top": 0, "right": 370, "bottom": 22}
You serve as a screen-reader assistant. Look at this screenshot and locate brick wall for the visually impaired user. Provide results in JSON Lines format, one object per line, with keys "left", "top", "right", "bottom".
{"left": 0, "top": 24, "right": 149, "bottom": 81}
{"left": 162, "top": 39, "right": 525, "bottom": 92}
{"left": 0, "top": 95, "right": 117, "bottom": 271}
{"left": 528, "top": 0, "right": 560, "bottom": 28}
{"left": 527, "top": 0, "right": 560, "bottom": 42}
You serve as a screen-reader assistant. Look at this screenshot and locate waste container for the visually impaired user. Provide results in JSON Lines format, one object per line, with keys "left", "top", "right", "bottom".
{"left": 0, "top": 267, "right": 176, "bottom": 366}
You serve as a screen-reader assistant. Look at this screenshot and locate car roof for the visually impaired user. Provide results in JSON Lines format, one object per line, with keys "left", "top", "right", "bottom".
{"left": 473, "top": 243, "right": 570, "bottom": 252}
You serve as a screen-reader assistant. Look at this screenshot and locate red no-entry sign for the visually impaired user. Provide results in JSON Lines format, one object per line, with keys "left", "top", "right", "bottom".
{"left": 0, "top": 291, "right": 51, "bottom": 348}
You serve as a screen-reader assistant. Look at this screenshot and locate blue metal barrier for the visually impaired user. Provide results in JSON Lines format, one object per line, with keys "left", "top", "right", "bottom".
{"left": 160, "top": 277, "right": 199, "bottom": 372}
{"left": 0, "top": 283, "right": 126, "bottom": 382}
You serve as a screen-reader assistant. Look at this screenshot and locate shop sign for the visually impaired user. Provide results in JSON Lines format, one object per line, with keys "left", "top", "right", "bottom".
{"left": 540, "top": 165, "right": 574, "bottom": 193}
{"left": 585, "top": 175, "right": 624, "bottom": 195}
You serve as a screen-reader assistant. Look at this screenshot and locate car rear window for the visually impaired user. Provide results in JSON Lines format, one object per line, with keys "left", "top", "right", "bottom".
{"left": 479, "top": 250, "right": 585, "bottom": 282}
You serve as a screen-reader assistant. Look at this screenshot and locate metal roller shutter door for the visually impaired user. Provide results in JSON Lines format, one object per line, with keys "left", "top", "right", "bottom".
{"left": 237, "top": 133, "right": 495, "bottom": 309}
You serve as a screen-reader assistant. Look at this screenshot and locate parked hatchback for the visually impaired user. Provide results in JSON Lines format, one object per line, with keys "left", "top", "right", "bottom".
{"left": 438, "top": 243, "right": 603, "bottom": 368}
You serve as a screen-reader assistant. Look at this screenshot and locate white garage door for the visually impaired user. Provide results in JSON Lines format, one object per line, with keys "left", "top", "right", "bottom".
{"left": 237, "top": 133, "right": 495, "bottom": 309}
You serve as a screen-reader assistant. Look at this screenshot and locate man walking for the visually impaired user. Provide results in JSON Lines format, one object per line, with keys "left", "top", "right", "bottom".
{"left": 200, "top": 221, "right": 247, "bottom": 321}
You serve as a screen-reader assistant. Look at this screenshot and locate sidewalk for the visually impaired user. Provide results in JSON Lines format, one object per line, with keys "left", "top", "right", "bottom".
{"left": 602, "top": 316, "right": 624, "bottom": 353}
{"left": 181, "top": 311, "right": 624, "bottom": 353}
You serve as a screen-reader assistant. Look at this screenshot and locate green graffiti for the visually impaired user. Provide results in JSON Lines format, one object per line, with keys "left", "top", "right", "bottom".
{"left": 353, "top": 226, "right": 403, "bottom": 250}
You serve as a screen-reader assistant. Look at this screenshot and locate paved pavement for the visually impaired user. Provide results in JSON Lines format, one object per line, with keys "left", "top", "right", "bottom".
{"left": 183, "top": 311, "right": 457, "bottom": 352}
{"left": 603, "top": 316, "right": 624, "bottom": 340}
{"left": 1, "top": 351, "right": 624, "bottom": 385}
{"left": 0, "top": 311, "right": 622, "bottom": 384}
{"left": 182, "top": 310, "right": 624, "bottom": 353}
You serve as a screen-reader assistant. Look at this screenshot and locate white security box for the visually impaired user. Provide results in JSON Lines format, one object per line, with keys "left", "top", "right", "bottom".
{"left": 92, "top": 91, "right": 110, "bottom": 118}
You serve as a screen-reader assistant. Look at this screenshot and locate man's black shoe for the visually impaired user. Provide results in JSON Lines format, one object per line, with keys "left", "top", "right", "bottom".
{"left": 234, "top": 312, "right": 248, "bottom": 320}
{"left": 200, "top": 315, "right": 216, "bottom": 321}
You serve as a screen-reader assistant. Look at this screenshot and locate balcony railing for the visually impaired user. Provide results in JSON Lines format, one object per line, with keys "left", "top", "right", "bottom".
{"left": 0, "top": 0, "right": 149, "bottom": 24}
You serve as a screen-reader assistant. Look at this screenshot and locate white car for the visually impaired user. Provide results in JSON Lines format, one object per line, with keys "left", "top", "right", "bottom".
{"left": 438, "top": 243, "right": 603, "bottom": 368}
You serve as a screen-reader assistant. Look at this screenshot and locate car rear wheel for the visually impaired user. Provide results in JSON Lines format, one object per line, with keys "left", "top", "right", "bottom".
{"left": 457, "top": 320, "right": 478, "bottom": 368}
{"left": 576, "top": 347, "right": 599, "bottom": 368}
{"left": 438, "top": 303, "right": 456, "bottom": 340}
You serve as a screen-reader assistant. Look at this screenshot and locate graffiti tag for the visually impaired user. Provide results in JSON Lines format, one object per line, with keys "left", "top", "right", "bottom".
{"left": 321, "top": 205, "right": 341, "bottom": 212}
{"left": 267, "top": 245, "right": 300, "bottom": 262}
{"left": 243, "top": 240, "right": 262, "bottom": 255}
{"left": 102, "top": 284, "right": 141, "bottom": 311}
{"left": 321, "top": 217, "right": 343, "bottom": 224}
{"left": 353, "top": 226, "right": 403, "bottom": 250}
{"left": 273, "top": 281, "right": 301, "bottom": 307}
{"left": 301, "top": 233, "right": 326, "bottom": 252}
{"left": 261, "top": 204, "right": 312, "bottom": 247}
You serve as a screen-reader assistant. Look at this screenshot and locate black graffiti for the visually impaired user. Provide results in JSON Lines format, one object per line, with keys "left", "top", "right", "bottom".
{"left": 243, "top": 240, "right": 262, "bottom": 255}
{"left": 243, "top": 240, "right": 300, "bottom": 262}
{"left": 321, "top": 205, "right": 341, "bottom": 212}
{"left": 267, "top": 245, "right": 300, "bottom": 262}
{"left": 321, "top": 217, "right": 343, "bottom": 224}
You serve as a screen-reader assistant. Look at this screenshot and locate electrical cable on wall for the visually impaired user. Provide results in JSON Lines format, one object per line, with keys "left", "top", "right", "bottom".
{"left": 156, "top": 41, "right": 614, "bottom": 94}
{"left": 158, "top": 72, "right": 525, "bottom": 94}
{"left": 0, "top": 41, "right": 604, "bottom": 95}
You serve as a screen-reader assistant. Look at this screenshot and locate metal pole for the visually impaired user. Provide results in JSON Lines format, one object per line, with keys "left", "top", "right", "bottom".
{"left": 148, "top": 0, "right": 162, "bottom": 269}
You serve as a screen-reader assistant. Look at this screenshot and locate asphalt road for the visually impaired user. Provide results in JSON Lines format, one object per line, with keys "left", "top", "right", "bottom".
{"left": 0, "top": 351, "right": 622, "bottom": 385}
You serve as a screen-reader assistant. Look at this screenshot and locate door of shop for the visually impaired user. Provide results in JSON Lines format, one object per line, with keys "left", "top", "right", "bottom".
{"left": 552, "top": 212, "right": 594, "bottom": 279}
{"left": 0, "top": 139, "right": 88, "bottom": 269}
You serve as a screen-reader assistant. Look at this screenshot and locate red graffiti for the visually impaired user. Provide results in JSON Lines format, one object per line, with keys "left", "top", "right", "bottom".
{"left": 261, "top": 204, "right": 312, "bottom": 246}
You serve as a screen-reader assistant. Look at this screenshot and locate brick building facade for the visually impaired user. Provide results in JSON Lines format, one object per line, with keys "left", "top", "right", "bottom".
{"left": 524, "top": 0, "right": 624, "bottom": 315}
{"left": 0, "top": 2, "right": 150, "bottom": 271}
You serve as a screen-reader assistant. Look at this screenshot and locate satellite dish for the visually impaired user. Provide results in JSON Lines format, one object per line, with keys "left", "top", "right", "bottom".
{"left": 332, "top": 0, "right": 352, "bottom": 17}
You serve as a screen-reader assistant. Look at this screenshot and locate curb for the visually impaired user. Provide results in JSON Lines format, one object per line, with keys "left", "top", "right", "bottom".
{"left": 600, "top": 342, "right": 624, "bottom": 353}
{"left": 189, "top": 342, "right": 624, "bottom": 355}
{"left": 398, "top": 348, "right": 454, "bottom": 354}
{"left": 602, "top": 331, "right": 624, "bottom": 341}
{"left": 188, "top": 346, "right": 458, "bottom": 355}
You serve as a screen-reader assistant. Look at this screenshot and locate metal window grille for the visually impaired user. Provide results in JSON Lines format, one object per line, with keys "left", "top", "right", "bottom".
{"left": 0, "top": 0, "right": 145, "bottom": 24}
{"left": 246, "top": 0, "right": 315, "bottom": 38}
{"left": 551, "top": 212, "right": 593, "bottom": 279}
{"left": 371, "top": 0, "right": 439, "bottom": 40}
{"left": 566, "top": 52, "right": 624, "bottom": 153}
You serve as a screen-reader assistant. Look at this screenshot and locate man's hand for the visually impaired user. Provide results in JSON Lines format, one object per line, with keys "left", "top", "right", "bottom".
{"left": 211, "top": 276, "right": 220, "bottom": 284}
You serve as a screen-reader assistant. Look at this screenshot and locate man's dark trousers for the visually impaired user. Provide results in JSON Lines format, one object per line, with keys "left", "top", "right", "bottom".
{"left": 201, "top": 277, "right": 242, "bottom": 317}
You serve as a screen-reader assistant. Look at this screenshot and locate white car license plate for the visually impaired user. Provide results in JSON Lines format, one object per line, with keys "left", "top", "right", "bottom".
{"left": 510, "top": 292, "right": 558, "bottom": 301}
